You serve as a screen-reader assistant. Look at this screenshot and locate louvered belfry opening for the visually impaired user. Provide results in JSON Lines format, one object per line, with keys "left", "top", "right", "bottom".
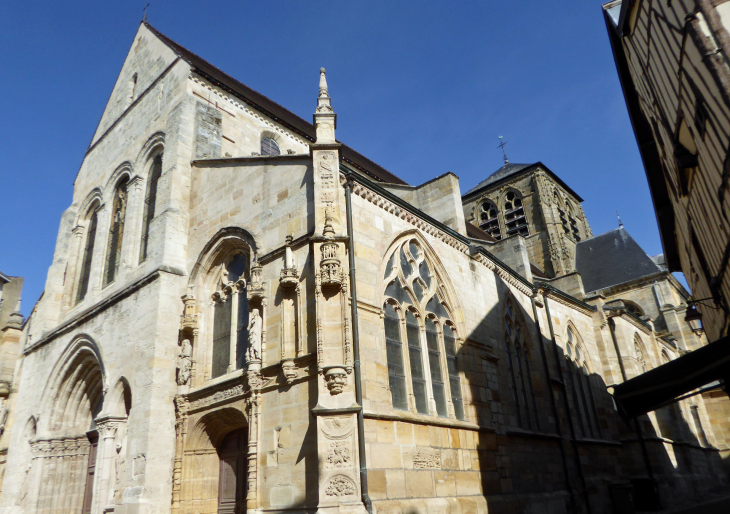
{"left": 504, "top": 191, "right": 528, "bottom": 236}
{"left": 479, "top": 201, "right": 502, "bottom": 240}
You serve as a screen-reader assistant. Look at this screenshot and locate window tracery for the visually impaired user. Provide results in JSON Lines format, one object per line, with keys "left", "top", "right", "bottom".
{"left": 565, "top": 327, "right": 601, "bottom": 439}
{"left": 260, "top": 137, "right": 280, "bottom": 156}
{"left": 382, "top": 238, "right": 464, "bottom": 419}
{"left": 478, "top": 201, "right": 501, "bottom": 240}
{"left": 104, "top": 178, "right": 129, "bottom": 287}
{"left": 211, "top": 253, "right": 250, "bottom": 379}
{"left": 504, "top": 299, "right": 538, "bottom": 429}
{"left": 634, "top": 335, "right": 648, "bottom": 373}
{"left": 503, "top": 191, "right": 528, "bottom": 237}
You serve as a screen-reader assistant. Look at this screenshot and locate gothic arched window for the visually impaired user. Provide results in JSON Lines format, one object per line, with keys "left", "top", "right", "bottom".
{"left": 503, "top": 191, "right": 528, "bottom": 237}
{"left": 211, "top": 253, "right": 250, "bottom": 378}
{"left": 260, "top": 137, "right": 280, "bottom": 156}
{"left": 382, "top": 238, "right": 464, "bottom": 419}
{"left": 504, "top": 299, "right": 539, "bottom": 430}
{"left": 76, "top": 208, "right": 99, "bottom": 304}
{"left": 566, "top": 202, "right": 581, "bottom": 241}
{"left": 478, "top": 201, "right": 501, "bottom": 240}
{"left": 634, "top": 335, "right": 648, "bottom": 374}
{"left": 565, "top": 328, "right": 601, "bottom": 439}
{"left": 104, "top": 178, "right": 129, "bottom": 287}
{"left": 624, "top": 301, "right": 644, "bottom": 318}
{"left": 139, "top": 154, "right": 162, "bottom": 263}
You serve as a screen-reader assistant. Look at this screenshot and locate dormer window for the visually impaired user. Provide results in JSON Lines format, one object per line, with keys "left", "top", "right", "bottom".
{"left": 504, "top": 191, "right": 528, "bottom": 237}
{"left": 260, "top": 137, "right": 280, "bottom": 156}
{"left": 478, "top": 201, "right": 501, "bottom": 240}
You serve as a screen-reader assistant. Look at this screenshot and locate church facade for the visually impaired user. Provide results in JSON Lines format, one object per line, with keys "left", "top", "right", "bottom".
{"left": 0, "top": 22, "right": 727, "bottom": 514}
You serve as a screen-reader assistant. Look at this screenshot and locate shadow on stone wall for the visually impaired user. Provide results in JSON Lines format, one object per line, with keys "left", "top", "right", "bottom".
{"left": 454, "top": 275, "right": 728, "bottom": 514}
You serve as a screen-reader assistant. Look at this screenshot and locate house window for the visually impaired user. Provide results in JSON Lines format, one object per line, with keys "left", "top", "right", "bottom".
{"left": 478, "top": 201, "right": 501, "bottom": 240}
{"left": 139, "top": 154, "right": 163, "bottom": 263}
{"left": 76, "top": 209, "right": 99, "bottom": 304}
{"left": 260, "top": 137, "right": 280, "bottom": 156}
{"left": 382, "top": 239, "right": 464, "bottom": 419}
{"left": 565, "top": 328, "right": 601, "bottom": 439}
{"left": 504, "top": 299, "right": 539, "bottom": 430}
{"left": 211, "top": 253, "right": 250, "bottom": 379}
{"left": 104, "top": 178, "right": 129, "bottom": 287}
{"left": 504, "top": 191, "right": 528, "bottom": 236}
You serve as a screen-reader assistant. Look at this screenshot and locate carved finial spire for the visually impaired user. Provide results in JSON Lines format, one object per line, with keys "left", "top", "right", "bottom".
{"left": 617, "top": 211, "right": 623, "bottom": 228}
{"left": 314, "top": 67, "right": 336, "bottom": 143}
{"left": 323, "top": 208, "right": 336, "bottom": 238}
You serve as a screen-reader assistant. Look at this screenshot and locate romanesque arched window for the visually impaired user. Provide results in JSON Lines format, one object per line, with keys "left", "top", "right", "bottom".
{"left": 260, "top": 137, "right": 280, "bottom": 156}
{"left": 211, "top": 253, "right": 250, "bottom": 378}
{"left": 139, "top": 153, "right": 162, "bottom": 263}
{"left": 76, "top": 207, "right": 99, "bottom": 304}
{"left": 478, "top": 201, "right": 501, "bottom": 240}
{"left": 565, "top": 327, "right": 601, "bottom": 439}
{"left": 104, "top": 178, "right": 129, "bottom": 286}
{"left": 382, "top": 238, "right": 464, "bottom": 419}
{"left": 503, "top": 191, "right": 528, "bottom": 237}
{"left": 504, "top": 299, "right": 539, "bottom": 429}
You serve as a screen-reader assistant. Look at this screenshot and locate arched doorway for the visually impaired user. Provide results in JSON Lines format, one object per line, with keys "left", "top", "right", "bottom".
{"left": 179, "top": 407, "right": 248, "bottom": 514}
{"left": 218, "top": 428, "right": 247, "bottom": 514}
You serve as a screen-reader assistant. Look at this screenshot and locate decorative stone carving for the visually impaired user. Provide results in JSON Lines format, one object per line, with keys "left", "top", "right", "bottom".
{"left": 180, "top": 293, "right": 197, "bottom": 328}
{"left": 323, "top": 366, "right": 347, "bottom": 395}
{"left": 413, "top": 447, "right": 441, "bottom": 469}
{"left": 280, "top": 235, "right": 299, "bottom": 288}
{"left": 249, "top": 260, "right": 264, "bottom": 296}
{"left": 281, "top": 359, "right": 298, "bottom": 384}
{"left": 188, "top": 384, "right": 245, "bottom": 410}
{"left": 0, "top": 399, "right": 8, "bottom": 435}
{"left": 176, "top": 339, "right": 193, "bottom": 386}
{"left": 320, "top": 211, "right": 343, "bottom": 288}
{"left": 326, "top": 440, "right": 351, "bottom": 468}
{"left": 325, "top": 475, "right": 357, "bottom": 497}
{"left": 247, "top": 308, "right": 263, "bottom": 365}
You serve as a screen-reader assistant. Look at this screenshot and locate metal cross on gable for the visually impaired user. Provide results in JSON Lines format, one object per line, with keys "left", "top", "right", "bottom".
{"left": 143, "top": 3, "right": 150, "bottom": 22}
{"left": 497, "top": 135, "right": 509, "bottom": 165}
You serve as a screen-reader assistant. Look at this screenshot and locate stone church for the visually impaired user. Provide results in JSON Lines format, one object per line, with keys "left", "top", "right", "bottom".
{"left": 0, "top": 21, "right": 726, "bottom": 514}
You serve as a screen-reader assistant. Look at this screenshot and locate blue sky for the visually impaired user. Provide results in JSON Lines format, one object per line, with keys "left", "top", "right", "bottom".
{"left": 0, "top": 1, "right": 677, "bottom": 316}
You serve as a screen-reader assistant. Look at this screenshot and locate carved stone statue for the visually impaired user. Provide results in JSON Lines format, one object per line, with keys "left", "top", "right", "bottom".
{"left": 247, "top": 309, "right": 262, "bottom": 362}
{"left": 177, "top": 339, "right": 193, "bottom": 386}
{"left": 114, "top": 428, "right": 127, "bottom": 503}
{"left": 0, "top": 399, "right": 8, "bottom": 434}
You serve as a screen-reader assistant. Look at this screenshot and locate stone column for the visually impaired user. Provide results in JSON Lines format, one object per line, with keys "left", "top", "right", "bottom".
{"left": 122, "top": 175, "right": 145, "bottom": 271}
{"left": 93, "top": 416, "right": 124, "bottom": 514}
{"left": 63, "top": 225, "right": 86, "bottom": 308}
{"left": 245, "top": 393, "right": 261, "bottom": 512}
{"left": 171, "top": 398, "right": 188, "bottom": 514}
{"left": 228, "top": 285, "right": 241, "bottom": 373}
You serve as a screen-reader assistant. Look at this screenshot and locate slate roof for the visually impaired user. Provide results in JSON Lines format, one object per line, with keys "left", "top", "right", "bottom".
{"left": 462, "top": 161, "right": 584, "bottom": 201}
{"left": 144, "top": 22, "right": 407, "bottom": 185}
{"left": 575, "top": 227, "right": 661, "bottom": 293}
{"left": 464, "top": 163, "right": 536, "bottom": 195}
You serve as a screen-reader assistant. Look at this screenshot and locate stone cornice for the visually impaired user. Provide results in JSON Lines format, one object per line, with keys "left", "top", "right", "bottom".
{"left": 342, "top": 167, "right": 538, "bottom": 298}
{"left": 25, "top": 266, "right": 185, "bottom": 355}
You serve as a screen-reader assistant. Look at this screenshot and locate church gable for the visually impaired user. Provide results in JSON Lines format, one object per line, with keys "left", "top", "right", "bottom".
{"left": 90, "top": 23, "right": 181, "bottom": 146}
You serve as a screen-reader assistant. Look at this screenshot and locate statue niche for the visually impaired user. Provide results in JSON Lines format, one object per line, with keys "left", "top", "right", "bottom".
{"left": 279, "top": 235, "right": 303, "bottom": 384}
